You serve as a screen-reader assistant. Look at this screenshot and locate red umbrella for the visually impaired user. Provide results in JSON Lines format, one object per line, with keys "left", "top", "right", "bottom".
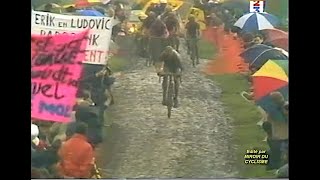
{"left": 267, "top": 38, "right": 288, "bottom": 51}
{"left": 262, "top": 29, "right": 288, "bottom": 42}
{"left": 262, "top": 29, "right": 288, "bottom": 51}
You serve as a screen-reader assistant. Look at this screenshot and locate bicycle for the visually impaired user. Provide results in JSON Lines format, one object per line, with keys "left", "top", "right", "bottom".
{"left": 159, "top": 72, "right": 181, "bottom": 118}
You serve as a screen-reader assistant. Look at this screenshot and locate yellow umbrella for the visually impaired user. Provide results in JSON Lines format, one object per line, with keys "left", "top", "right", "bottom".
{"left": 252, "top": 59, "right": 288, "bottom": 122}
{"left": 252, "top": 59, "right": 288, "bottom": 83}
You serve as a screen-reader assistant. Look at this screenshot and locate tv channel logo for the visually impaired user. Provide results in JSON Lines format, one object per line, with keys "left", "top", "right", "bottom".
{"left": 250, "top": 1, "right": 265, "bottom": 13}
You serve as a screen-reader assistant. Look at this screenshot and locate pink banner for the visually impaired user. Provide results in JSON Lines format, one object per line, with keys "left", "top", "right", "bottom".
{"left": 31, "top": 30, "right": 89, "bottom": 123}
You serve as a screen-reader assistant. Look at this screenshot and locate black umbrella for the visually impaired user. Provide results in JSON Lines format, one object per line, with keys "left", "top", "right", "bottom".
{"left": 240, "top": 44, "right": 288, "bottom": 68}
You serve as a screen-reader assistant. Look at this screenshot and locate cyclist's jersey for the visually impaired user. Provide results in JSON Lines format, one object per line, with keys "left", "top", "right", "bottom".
{"left": 164, "top": 17, "right": 179, "bottom": 34}
{"left": 185, "top": 21, "right": 200, "bottom": 38}
{"left": 159, "top": 49, "right": 183, "bottom": 73}
{"left": 142, "top": 16, "right": 156, "bottom": 29}
{"left": 149, "top": 18, "right": 168, "bottom": 37}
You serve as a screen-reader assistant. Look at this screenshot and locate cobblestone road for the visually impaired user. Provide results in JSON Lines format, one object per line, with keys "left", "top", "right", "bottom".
{"left": 97, "top": 46, "right": 237, "bottom": 178}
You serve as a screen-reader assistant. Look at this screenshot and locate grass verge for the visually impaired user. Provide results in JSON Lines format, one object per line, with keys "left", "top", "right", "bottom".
{"left": 209, "top": 74, "right": 275, "bottom": 178}
{"left": 198, "top": 38, "right": 218, "bottom": 60}
{"left": 200, "top": 38, "right": 276, "bottom": 177}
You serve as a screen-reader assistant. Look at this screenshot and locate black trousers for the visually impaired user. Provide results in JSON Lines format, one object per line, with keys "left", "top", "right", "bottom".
{"left": 267, "top": 139, "right": 288, "bottom": 170}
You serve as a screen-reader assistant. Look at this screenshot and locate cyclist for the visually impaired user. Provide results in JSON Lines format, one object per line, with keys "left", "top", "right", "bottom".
{"left": 149, "top": 17, "right": 169, "bottom": 71}
{"left": 141, "top": 11, "right": 157, "bottom": 56}
{"left": 164, "top": 12, "right": 181, "bottom": 51}
{"left": 185, "top": 15, "right": 200, "bottom": 64}
{"left": 158, "top": 46, "right": 183, "bottom": 108}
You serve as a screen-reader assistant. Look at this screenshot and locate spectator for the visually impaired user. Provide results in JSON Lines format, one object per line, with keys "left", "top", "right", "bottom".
{"left": 49, "top": 122, "right": 67, "bottom": 144}
{"left": 74, "top": 105, "right": 103, "bottom": 147}
{"left": 32, "top": 140, "right": 62, "bottom": 173}
{"left": 37, "top": 133, "right": 49, "bottom": 151}
{"left": 57, "top": 122, "right": 95, "bottom": 178}
{"left": 242, "top": 32, "right": 255, "bottom": 49}
{"left": 253, "top": 34, "right": 264, "bottom": 45}
{"left": 31, "top": 123, "right": 40, "bottom": 148}
{"left": 266, "top": 92, "right": 288, "bottom": 170}
{"left": 208, "top": 12, "right": 223, "bottom": 51}
{"left": 221, "top": 9, "right": 236, "bottom": 34}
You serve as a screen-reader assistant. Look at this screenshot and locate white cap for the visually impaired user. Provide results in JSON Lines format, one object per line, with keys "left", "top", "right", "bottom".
{"left": 31, "top": 124, "right": 39, "bottom": 140}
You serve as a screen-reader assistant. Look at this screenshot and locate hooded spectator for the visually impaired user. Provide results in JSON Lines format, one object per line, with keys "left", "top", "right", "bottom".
{"left": 266, "top": 92, "right": 288, "bottom": 170}
{"left": 74, "top": 104, "right": 103, "bottom": 147}
{"left": 57, "top": 122, "right": 94, "bottom": 178}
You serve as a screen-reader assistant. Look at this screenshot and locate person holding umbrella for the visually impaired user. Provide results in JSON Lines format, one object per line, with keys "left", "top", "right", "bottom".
{"left": 266, "top": 92, "right": 288, "bottom": 170}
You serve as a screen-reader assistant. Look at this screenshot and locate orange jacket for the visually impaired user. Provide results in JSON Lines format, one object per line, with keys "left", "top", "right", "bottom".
{"left": 57, "top": 134, "right": 94, "bottom": 178}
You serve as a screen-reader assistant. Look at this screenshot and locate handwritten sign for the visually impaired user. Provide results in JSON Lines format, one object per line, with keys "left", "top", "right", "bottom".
{"left": 31, "top": 10, "right": 114, "bottom": 65}
{"left": 31, "top": 30, "right": 89, "bottom": 123}
{"left": 250, "top": 1, "right": 265, "bottom": 13}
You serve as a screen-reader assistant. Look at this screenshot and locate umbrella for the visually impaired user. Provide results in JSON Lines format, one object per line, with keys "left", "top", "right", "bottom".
{"left": 77, "top": 9, "right": 105, "bottom": 16}
{"left": 262, "top": 28, "right": 288, "bottom": 42}
{"left": 240, "top": 44, "right": 288, "bottom": 68}
{"left": 262, "top": 29, "right": 288, "bottom": 51}
{"left": 234, "top": 12, "right": 280, "bottom": 32}
{"left": 268, "top": 39, "right": 288, "bottom": 52}
{"left": 252, "top": 60, "right": 288, "bottom": 122}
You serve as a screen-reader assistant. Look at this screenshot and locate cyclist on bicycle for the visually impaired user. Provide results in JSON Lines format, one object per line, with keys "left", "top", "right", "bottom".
{"left": 158, "top": 46, "right": 183, "bottom": 108}
{"left": 185, "top": 15, "right": 200, "bottom": 64}
{"left": 149, "top": 17, "right": 169, "bottom": 72}
{"left": 164, "top": 12, "right": 181, "bottom": 51}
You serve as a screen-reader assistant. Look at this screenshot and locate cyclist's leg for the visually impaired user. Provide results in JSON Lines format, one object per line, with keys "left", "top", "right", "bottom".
{"left": 149, "top": 37, "right": 157, "bottom": 65}
{"left": 186, "top": 38, "right": 190, "bottom": 54}
{"left": 195, "top": 38, "right": 200, "bottom": 63}
{"left": 190, "top": 38, "right": 196, "bottom": 60}
{"left": 162, "top": 76, "right": 168, "bottom": 105}
{"left": 175, "top": 35, "right": 180, "bottom": 52}
{"left": 173, "top": 76, "right": 180, "bottom": 108}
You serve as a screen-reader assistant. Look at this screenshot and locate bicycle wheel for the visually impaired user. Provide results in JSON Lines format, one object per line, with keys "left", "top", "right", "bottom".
{"left": 166, "top": 76, "right": 174, "bottom": 118}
